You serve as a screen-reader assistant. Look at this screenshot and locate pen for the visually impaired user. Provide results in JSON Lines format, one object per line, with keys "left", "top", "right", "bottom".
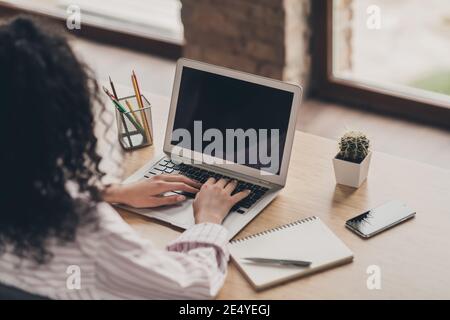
{"left": 243, "top": 257, "right": 312, "bottom": 267}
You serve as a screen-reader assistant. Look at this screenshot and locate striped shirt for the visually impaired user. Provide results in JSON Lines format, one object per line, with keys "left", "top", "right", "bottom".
{"left": 0, "top": 202, "right": 229, "bottom": 299}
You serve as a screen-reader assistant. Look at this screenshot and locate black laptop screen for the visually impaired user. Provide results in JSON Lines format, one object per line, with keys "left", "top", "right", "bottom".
{"left": 170, "top": 66, "right": 294, "bottom": 175}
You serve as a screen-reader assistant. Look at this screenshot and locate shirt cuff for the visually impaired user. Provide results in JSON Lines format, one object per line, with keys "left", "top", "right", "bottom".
{"left": 166, "top": 223, "right": 229, "bottom": 257}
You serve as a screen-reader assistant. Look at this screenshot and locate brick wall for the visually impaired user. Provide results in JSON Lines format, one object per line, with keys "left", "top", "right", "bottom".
{"left": 334, "top": 0, "right": 353, "bottom": 73}
{"left": 181, "top": 0, "right": 311, "bottom": 90}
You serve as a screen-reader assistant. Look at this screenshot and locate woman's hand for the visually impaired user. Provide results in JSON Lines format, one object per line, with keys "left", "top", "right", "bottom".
{"left": 104, "top": 174, "right": 201, "bottom": 208}
{"left": 193, "top": 178, "right": 251, "bottom": 225}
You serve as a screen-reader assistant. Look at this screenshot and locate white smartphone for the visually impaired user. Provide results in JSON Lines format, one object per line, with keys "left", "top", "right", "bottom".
{"left": 345, "top": 200, "right": 416, "bottom": 238}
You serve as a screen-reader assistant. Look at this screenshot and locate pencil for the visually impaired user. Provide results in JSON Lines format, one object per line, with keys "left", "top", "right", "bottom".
{"left": 132, "top": 70, "right": 144, "bottom": 109}
{"left": 130, "top": 75, "right": 145, "bottom": 129}
{"left": 131, "top": 71, "right": 152, "bottom": 143}
{"left": 109, "top": 76, "right": 118, "bottom": 100}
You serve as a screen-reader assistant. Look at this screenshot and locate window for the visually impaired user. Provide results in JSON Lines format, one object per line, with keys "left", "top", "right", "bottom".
{"left": 333, "top": 0, "right": 450, "bottom": 103}
{"left": 313, "top": 0, "right": 450, "bottom": 127}
{"left": 0, "top": 0, "right": 183, "bottom": 43}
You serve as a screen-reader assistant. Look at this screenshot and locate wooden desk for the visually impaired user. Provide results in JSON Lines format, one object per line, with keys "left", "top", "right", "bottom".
{"left": 110, "top": 89, "right": 450, "bottom": 299}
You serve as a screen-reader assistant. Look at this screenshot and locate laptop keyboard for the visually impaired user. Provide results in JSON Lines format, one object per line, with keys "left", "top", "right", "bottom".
{"left": 144, "top": 158, "right": 269, "bottom": 214}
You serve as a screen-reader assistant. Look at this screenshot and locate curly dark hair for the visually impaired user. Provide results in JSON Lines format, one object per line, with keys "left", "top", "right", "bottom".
{"left": 0, "top": 16, "right": 104, "bottom": 264}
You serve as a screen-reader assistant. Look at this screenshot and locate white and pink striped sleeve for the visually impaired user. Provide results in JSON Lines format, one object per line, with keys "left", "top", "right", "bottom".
{"left": 88, "top": 204, "right": 230, "bottom": 300}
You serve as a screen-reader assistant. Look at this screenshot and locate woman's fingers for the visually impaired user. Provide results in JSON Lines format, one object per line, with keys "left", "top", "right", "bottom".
{"left": 156, "top": 174, "right": 201, "bottom": 188}
{"left": 151, "top": 194, "right": 186, "bottom": 207}
{"left": 155, "top": 181, "right": 200, "bottom": 194}
{"left": 224, "top": 179, "right": 238, "bottom": 193}
{"left": 205, "top": 177, "right": 216, "bottom": 185}
{"left": 231, "top": 190, "right": 251, "bottom": 204}
{"left": 216, "top": 178, "right": 229, "bottom": 188}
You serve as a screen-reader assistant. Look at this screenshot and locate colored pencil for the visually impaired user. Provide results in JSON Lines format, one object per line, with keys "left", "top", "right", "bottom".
{"left": 103, "top": 86, "right": 145, "bottom": 134}
{"left": 105, "top": 83, "right": 132, "bottom": 147}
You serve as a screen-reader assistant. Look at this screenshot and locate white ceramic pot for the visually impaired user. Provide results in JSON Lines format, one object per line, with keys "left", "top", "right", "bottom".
{"left": 333, "top": 152, "right": 372, "bottom": 188}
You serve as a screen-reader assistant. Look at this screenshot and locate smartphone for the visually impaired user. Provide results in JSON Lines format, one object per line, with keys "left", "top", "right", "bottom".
{"left": 345, "top": 200, "right": 415, "bottom": 238}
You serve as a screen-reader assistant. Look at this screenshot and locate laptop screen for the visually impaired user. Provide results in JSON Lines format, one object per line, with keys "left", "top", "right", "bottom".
{"left": 170, "top": 66, "right": 294, "bottom": 175}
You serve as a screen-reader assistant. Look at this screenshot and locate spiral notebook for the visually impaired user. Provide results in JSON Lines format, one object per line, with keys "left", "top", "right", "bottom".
{"left": 230, "top": 216, "right": 353, "bottom": 290}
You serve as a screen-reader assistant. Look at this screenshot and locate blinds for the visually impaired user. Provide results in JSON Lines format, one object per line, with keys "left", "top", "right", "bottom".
{"left": 0, "top": 0, "right": 183, "bottom": 42}
{"left": 58, "top": 0, "right": 183, "bottom": 41}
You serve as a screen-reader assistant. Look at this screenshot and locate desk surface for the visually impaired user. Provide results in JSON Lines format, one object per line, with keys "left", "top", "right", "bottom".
{"left": 110, "top": 88, "right": 450, "bottom": 299}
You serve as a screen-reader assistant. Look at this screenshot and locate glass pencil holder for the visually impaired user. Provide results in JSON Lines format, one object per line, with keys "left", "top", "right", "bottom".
{"left": 114, "top": 94, "right": 154, "bottom": 150}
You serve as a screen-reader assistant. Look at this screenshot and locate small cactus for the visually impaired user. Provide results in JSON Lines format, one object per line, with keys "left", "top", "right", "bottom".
{"left": 337, "top": 131, "right": 370, "bottom": 163}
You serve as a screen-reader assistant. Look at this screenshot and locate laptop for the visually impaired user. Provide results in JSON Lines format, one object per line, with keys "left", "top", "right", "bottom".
{"left": 120, "top": 58, "right": 302, "bottom": 239}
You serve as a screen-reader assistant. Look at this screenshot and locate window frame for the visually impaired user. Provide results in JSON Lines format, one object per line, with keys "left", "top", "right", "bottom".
{"left": 311, "top": 0, "right": 450, "bottom": 128}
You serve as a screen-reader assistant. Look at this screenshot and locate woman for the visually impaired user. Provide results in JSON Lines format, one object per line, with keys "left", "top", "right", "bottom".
{"left": 0, "top": 16, "right": 249, "bottom": 299}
